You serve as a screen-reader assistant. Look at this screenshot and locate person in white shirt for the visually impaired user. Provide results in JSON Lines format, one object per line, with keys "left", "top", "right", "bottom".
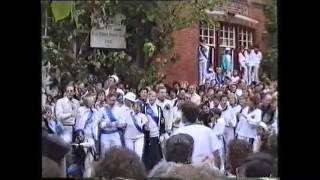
{"left": 205, "top": 67, "right": 216, "bottom": 84}
{"left": 212, "top": 95, "right": 222, "bottom": 110}
{"left": 172, "top": 102, "right": 221, "bottom": 169}
{"left": 248, "top": 48, "right": 256, "bottom": 85}
{"left": 253, "top": 47, "right": 262, "bottom": 82}
{"left": 199, "top": 39, "right": 210, "bottom": 85}
{"left": 211, "top": 108, "right": 226, "bottom": 171}
{"left": 188, "top": 84, "right": 201, "bottom": 106}
{"left": 55, "top": 83, "right": 80, "bottom": 143}
{"left": 220, "top": 95, "right": 237, "bottom": 156}
{"left": 74, "top": 95, "right": 99, "bottom": 146}
{"left": 98, "top": 93, "right": 127, "bottom": 158}
{"left": 122, "top": 93, "right": 148, "bottom": 159}
{"left": 244, "top": 48, "right": 250, "bottom": 84}
{"left": 236, "top": 95, "right": 262, "bottom": 146}
{"left": 231, "top": 70, "right": 240, "bottom": 84}
{"left": 142, "top": 90, "right": 165, "bottom": 171}
{"left": 156, "top": 86, "right": 174, "bottom": 137}
{"left": 238, "top": 47, "right": 247, "bottom": 80}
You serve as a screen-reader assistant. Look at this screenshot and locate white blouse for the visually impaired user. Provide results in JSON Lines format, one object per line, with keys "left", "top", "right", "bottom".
{"left": 237, "top": 106, "right": 262, "bottom": 139}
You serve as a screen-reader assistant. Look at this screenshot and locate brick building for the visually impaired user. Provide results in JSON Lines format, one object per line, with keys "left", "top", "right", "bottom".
{"left": 165, "top": 0, "right": 269, "bottom": 85}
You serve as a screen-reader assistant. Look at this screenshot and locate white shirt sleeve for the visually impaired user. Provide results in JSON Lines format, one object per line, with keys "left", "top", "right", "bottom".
{"left": 247, "top": 109, "right": 262, "bottom": 127}
{"left": 212, "top": 118, "right": 226, "bottom": 136}
{"left": 209, "top": 130, "right": 222, "bottom": 152}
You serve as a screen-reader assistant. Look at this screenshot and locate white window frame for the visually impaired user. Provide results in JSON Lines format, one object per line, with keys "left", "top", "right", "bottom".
{"left": 199, "top": 23, "right": 216, "bottom": 47}
{"left": 238, "top": 28, "right": 253, "bottom": 49}
{"left": 219, "top": 24, "right": 236, "bottom": 48}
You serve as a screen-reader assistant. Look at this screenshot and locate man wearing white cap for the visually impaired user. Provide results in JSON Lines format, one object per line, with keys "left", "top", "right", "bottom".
{"left": 104, "top": 74, "right": 124, "bottom": 96}
{"left": 123, "top": 92, "right": 148, "bottom": 159}
{"left": 221, "top": 48, "right": 233, "bottom": 77}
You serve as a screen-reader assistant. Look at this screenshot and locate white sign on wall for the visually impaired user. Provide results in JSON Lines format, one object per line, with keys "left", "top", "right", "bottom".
{"left": 90, "top": 14, "right": 126, "bottom": 49}
{"left": 90, "top": 26, "right": 126, "bottom": 49}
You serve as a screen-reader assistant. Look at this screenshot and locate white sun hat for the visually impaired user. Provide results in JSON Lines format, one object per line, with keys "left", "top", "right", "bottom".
{"left": 124, "top": 92, "right": 138, "bottom": 102}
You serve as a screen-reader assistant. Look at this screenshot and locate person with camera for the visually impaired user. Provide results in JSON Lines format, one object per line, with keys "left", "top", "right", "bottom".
{"left": 98, "top": 93, "right": 127, "bottom": 159}
{"left": 67, "top": 129, "right": 95, "bottom": 178}
{"left": 55, "top": 83, "right": 80, "bottom": 143}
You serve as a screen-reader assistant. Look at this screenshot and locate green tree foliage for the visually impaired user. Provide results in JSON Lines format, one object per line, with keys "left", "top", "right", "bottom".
{"left": 42, "top": 0, "right": 222, "bottom": 87}
{"left": 261, "top": 0, "right": 277, "bottom": 81}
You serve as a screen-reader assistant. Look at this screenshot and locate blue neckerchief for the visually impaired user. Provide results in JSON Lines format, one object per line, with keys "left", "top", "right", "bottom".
{"left": 84, "top": 109, "right": 94, "bottom": 129}
{"left": 146, "top": 104, "right": 159, "bottom": 125}
{"left": 105, "top": 107, "right": 117, "bottom": 122}
{"left": 130, "top": 112, "right": 143, "bottom": 133}
{"left": 50, "top": 119, "right": 64, "bottom": 135}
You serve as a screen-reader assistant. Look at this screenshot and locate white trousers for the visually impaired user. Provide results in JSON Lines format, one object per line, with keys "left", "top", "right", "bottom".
{"left": 125, "top": 137, "right": 145, "bottom": 159}
{"left": 254, "top": 65, "right": 260, "bottom": 82}
{"left": 61, "top": 126, "right": 73, "bottom": 144}
{"left": 217, "top": 138, "right": 225, "bottom": 171}
{"left": 223, "top": 127, "right": 235, "bottom": 149}
{"left": 247, "top": 66, "right": 255, "bottom": 84}
{"left": 199, "top": 60, "right": 207, "bottom": 85}
{"left": 100, "top": 133, "right": 122, "bottom": 158}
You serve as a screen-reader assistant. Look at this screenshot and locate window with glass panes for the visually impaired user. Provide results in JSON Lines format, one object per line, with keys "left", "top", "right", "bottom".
{"left": 238, "top": 28, "right": 253, "bottom": 48}
{"left": 199, "top": 24, "right": 215, "bottom": 46}
{"left": 219, "top": 24, "right": 236, "bottom": 48}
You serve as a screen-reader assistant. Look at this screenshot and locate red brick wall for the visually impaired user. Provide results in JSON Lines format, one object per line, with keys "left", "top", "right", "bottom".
{"left": 164, "top": 26, "right": 199, "bottom": 85}
{"left": 248, "top": 3, "right": 268, "bottom": 53}
{"left": 164, "top": 2, "right": 269, "bottom": 85}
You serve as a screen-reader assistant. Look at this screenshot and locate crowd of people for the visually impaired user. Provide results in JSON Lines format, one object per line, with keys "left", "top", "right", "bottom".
{"left": 199, "top": 39, "right": 263, "bottom": 86}
{"left": 42, "top": 68, "right": 278, "bottom": 179}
